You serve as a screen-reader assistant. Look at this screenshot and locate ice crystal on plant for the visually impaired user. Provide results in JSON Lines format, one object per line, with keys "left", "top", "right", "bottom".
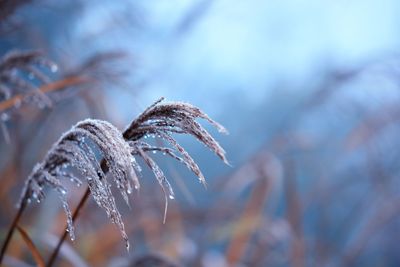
{"left": 20, "top": 119, "right": 136, "bottom": 246}
{"left": 19, "top": 98, "right": 228, "bottom": 249}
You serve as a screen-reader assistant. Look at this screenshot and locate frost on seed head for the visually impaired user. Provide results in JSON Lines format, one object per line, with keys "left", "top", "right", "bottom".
{"left": 125, "top": 98, "right": 229, "bottom": 166}
{"left": 126, "top": 98, "right": 229, "bottom": 222}
{"left": 19, "top": 97, "right": 228, "bottom": 249}
{"left": 20, "top": 119, "right": 136, "bottom": 247}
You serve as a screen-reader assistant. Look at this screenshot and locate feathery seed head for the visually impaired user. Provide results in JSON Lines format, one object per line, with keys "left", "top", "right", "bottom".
{"left": 20, "top": 98, "right": 228, "bottom": 249}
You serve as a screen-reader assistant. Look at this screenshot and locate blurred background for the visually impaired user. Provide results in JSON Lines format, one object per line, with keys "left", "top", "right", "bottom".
{"left": 1, "top": 0, "right": 400, "bottom": 266}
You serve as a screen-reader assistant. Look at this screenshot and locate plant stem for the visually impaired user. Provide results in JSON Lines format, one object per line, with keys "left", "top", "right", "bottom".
{"left": 0, "top": 198, "right": 28, "bottom": 264}
{"left": 46, "top": 187, "right": 91, "bottom": 267}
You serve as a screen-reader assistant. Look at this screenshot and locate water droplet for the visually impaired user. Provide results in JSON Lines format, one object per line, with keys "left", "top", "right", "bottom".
{"left": 134, "top": 185, "right": 139, "bottom": 190}
{"left": 50, "top": 64, "right": 58, "bottom": 73}
{"left": 152, "top": 151, "right": 157, "bottom": 154}
{"left": 169, "top": 194, "right": 175, "bottom": 200}
{"left": 1, "top": 113, "right": 10, "bottom": 122}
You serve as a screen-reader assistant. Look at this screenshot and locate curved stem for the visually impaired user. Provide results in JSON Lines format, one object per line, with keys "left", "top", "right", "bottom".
{"left": 0, "top": 198, "right": 28, "bottom": 264}
{"left": 46, "top": 187, "right": 90, "bottom": 267}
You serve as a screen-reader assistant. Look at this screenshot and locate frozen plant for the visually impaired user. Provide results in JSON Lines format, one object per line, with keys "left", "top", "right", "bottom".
{"left": 16, "top": 97, "right": 228, "bottom": 251}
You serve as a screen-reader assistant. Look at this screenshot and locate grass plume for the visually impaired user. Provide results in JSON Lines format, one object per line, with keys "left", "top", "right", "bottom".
{"left": 0, "top": 97, "right": 228, "bottom": 265}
